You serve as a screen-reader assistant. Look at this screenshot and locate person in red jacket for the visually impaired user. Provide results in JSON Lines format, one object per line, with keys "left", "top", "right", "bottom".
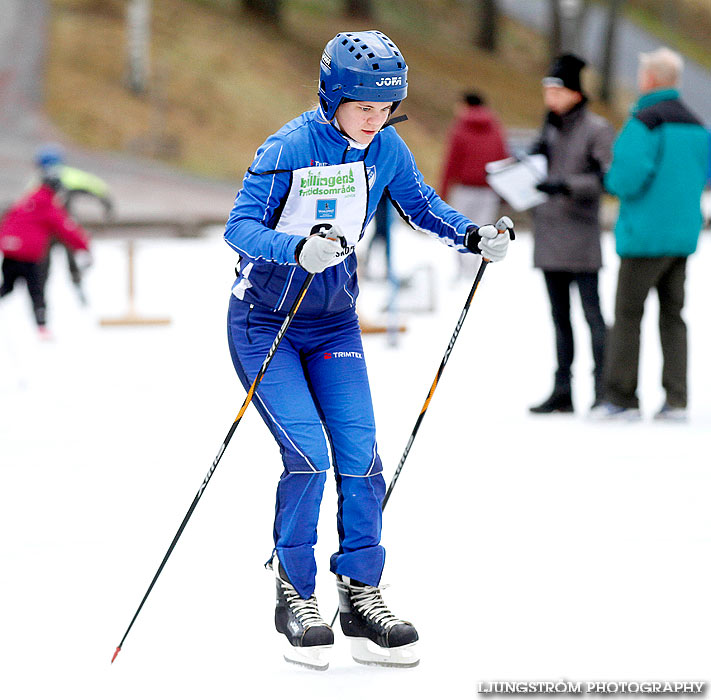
{"left": 440, "top": 92, "right": 508, "bottom": 278}
{"left": 439, "top": 92, "right": 509, "bottom": 276}
{"left": 0, "top": 176, "right": 90, "bottom": 337}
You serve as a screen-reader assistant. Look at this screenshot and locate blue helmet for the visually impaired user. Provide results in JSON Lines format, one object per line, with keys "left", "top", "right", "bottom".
{"left": 319, "top": 31, "right": 408, "bottom": 121}
{"left": 35, "top": 143, "right": 65, "bottom": 169}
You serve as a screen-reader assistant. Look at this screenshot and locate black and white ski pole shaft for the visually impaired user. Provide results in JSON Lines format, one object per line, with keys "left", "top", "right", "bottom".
{"left": 111, "top": 272, "right": 315, "bottom": 664}
{"left": 382, "top": 216, "right": 514, "bottom": 509}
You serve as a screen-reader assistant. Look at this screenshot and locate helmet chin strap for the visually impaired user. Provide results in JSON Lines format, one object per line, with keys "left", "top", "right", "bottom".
{"left": 382, "top": 114, "right": 408, "bottom": 129}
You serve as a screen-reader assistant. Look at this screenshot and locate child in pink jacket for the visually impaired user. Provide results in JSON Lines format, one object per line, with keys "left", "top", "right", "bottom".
{"left": 0, "top": 177, "right": 90, "bottom": 337}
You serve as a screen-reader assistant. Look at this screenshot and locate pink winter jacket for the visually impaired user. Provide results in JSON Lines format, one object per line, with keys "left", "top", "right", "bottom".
{"left": 0, "top": 184, "right": 90, "bottom": 263}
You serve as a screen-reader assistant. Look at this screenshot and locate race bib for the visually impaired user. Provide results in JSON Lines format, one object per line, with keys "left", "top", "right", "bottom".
{"left": 275, "top": 162, "right": 369, "bottom": 246}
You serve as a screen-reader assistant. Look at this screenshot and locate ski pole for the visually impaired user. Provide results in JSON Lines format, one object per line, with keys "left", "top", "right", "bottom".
{"left": 329, "top": 217, "right": 515, "bottom": 627}
{"left": 111, "top": 272, "right": 315, "bottom": 663}
{"left": 382, "top": 216, "right": 514, "bottom": 508}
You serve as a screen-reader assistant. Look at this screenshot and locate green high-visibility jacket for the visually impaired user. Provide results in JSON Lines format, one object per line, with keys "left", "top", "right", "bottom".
{"left": 59, "top": 166, "right": 111, "bottom": 200}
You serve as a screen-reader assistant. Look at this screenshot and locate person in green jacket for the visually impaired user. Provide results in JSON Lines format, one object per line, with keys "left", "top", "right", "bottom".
{"left": 593, "top": 48, "right": 708, "bottom": 422}
{"left": 34, "top": 144, "right": 113, "bottom": 305}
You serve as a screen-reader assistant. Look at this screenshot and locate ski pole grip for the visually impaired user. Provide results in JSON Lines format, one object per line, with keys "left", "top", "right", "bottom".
{"left": 480, "top": 216, "right": 515, "bottom": 263}
{"left": 495, "top": 215, "right": 515, "bottom": 240}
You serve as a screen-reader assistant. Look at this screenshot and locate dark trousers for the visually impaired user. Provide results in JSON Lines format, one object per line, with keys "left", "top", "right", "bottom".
{"left": 0, "top": 258, "right": 47, "bottom": 326}
{"left": 603, "top": 257, "right": 687, "bottom": 409}
{"left": 39, "top": 242, "right": 82, "bottom": 290}
{"left": 543, "top": 270, "right": 607, "bottom": 396}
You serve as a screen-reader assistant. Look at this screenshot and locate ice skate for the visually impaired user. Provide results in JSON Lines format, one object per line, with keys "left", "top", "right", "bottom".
{"left": 336, "top": 574, "right": 419, "bottom": 668}
{"left": 271, "top": 557, "right": 333, "bottom": 671}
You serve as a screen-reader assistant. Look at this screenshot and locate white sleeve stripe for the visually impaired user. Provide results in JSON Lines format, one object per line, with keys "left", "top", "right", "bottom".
{"left": 262, "top": 145, "right": 284, "bottom": 225}
{"left": 402, "top": 149, "right": 461, "bottom": 246}
{"left": 224, "top": 235, "right": 282, "bottom": 264}
{"left": 252, "top": 141, "right": 275, "bottom": 171}
{"left": 225, "top": 143, "right": 287, "bottom": 264}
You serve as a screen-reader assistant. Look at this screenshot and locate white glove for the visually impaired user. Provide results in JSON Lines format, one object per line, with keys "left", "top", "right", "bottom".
{"left": 465, "top": 216, "right": 513, "bottom": 263}
{"left": 295, "top": 225, "right": 349, "bottom": 273}
{"left": 75, "top": 249, "right": 94, "bottom": 270}
{"left": 476, "top": 224, "right": 508, "bottom": 262}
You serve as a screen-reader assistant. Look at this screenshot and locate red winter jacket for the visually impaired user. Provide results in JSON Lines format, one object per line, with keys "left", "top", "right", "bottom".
{"left": 440, "top": 105, "right": 509, "bottom": 201}
{"left": 0, "top": 184, "right": 90, "bottom": 263}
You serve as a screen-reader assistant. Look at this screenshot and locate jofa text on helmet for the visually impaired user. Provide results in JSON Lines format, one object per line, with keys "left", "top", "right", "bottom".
{"left": 375, "top": 76, "right": 403, "bottom": 87}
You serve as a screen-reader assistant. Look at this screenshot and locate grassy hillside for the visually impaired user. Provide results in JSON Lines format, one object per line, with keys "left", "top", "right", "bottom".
{"left": 46, "top": 0, "right": 628, "bottom": 184}
{"left": 624, "top": 0, "right": 711, "bottom": 69}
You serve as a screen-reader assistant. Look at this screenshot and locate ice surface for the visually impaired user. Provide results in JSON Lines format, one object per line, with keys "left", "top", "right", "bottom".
{"left": 1, "top": 224, "right": 709, "bottom": 698}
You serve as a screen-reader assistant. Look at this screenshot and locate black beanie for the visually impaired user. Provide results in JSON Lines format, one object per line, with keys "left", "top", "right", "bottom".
{"left": 542, "top": 53, "right": 586, "bottom": 93}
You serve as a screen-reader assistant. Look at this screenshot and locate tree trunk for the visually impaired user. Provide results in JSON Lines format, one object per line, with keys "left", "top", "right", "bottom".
{"left": 344, "top": 0, "right": 373, "bottom": 19}
{"left": 599, "top": 0, "right": 624, "bottom": 103}
{"left": 475, "top": 0, "right": 499, "bottom": 53}
{"left": 562, "top": 0, "right": 588, "bottom": 54}
{"left": 243, "top": 0, "right": 282, "bottom": 23}
{"left": 549, "top": 0, "right": 589, "bottom": 59}
{"left": 126, "top": 0, "right": 151, "bottom": 94}
{"left": 661, "top": 0, "right": 678, "bottom": 32}
{"left": 548, "top": 0, "right": 562, "bottom": 60}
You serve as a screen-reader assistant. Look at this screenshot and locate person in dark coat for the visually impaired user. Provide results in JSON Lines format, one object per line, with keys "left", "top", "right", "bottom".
{"left": 529, "top": 54, "right": 615, "bottom": 414}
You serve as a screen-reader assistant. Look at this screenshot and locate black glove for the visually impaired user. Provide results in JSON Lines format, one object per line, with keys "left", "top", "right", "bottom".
{"left": 464, "top": 226, "right": 482, "bottom": 254}
{"left": 535, "top": 179, "right": 571, "bottom": 196}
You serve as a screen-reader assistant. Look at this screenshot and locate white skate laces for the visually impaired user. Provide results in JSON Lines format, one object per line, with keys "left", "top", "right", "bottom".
{"left": 337, "top": 577, "right": 420, "bottom": 667}
{"left": 278, "top": 577, "right": 327, "bottom": 630}
{"left": 272, "top": 559, "right": 334, "bottom": 670}
{"left": 348, "top": 583, "right": 402, "bottom": 630}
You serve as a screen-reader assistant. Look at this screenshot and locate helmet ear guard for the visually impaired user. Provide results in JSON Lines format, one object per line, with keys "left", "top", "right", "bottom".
{"left": 319, "top": 30, "right": 408, "bottom": 121}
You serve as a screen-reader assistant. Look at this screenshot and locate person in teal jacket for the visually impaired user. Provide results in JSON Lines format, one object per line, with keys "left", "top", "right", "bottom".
{"left": 594, "top": 47, "right": 708, "bottom": 422}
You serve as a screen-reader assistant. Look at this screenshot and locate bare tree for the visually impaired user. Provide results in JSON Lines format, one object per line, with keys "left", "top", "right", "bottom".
{"left": 243, "top": 0, "right": 282, "bottom": 23}
{"left": 126, "top": 0, "right": 151, "bottom": 94}
{"left": 660, "top": 0, "right": 679, "bottom": 33}
{"left": 548, "top": 0, "right": 589, "bottom": 59}
{"left": 599, "top": 0, "right": 624, "bottom": 103}
{"left": 475, "top": 0, "right": 499, "bottom": 52}
{"left": 549, "top": 0, "right": 563, "bottom": 59}
{"left": 344, "top": 0, "right": 373, "bottom": 19}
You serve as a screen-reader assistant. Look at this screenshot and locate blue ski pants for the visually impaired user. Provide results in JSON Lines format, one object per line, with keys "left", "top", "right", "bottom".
{"left": 227, "top": 295, "right": 385, "bottom": 599}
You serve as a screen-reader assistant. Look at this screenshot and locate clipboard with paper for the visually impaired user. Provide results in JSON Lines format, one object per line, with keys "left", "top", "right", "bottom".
{"left": 485, "top": 154, "right": 548, "bottom": 211}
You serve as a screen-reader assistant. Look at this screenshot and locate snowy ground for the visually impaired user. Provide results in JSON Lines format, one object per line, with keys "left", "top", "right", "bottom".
{"left": 1, "top": 223, "right": 709, "bottom": 699}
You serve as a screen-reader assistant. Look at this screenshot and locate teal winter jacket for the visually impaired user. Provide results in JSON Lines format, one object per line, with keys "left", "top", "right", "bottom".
{"left": 604, "top": 88, "right": 708, "bottom": 258}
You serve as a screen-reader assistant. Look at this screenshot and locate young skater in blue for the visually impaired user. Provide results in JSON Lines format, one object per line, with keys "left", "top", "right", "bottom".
{"left": 224, "top": 30, "right": 511, "bottom": 670}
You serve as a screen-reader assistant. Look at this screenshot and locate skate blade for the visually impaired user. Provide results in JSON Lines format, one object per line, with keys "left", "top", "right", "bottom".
{"left": 350, "top": 638, "right": 420, "bottom": 668}
{"left": 283, "top": 642, "right": 332, "bottom": 671}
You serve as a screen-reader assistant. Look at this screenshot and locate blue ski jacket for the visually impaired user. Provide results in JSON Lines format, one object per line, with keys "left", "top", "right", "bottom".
{"left": 224, "top": 109, "right": 474, "bottom": 317}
